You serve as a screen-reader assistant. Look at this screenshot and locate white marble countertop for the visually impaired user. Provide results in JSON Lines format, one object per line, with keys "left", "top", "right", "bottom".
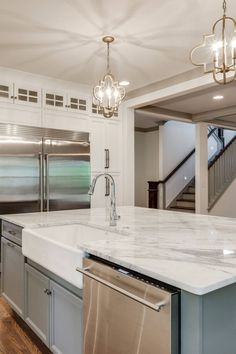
{"left": 2, "top": 206, "right": 236, "bottom": 295}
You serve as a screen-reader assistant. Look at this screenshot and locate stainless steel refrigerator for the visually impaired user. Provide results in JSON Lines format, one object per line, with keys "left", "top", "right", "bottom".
{"left": 0, "top": 123, "right": 90, "bottom": 214}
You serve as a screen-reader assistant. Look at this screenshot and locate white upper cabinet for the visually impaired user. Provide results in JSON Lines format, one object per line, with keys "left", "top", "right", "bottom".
{"left": 0, "top": 82, "right": 14, "bottom": 104}
{"left": 43, "top": 90, "right": 67, "bottom": 111}
{"left": 0, "top": 81, "right": 41, "bottom": 108}
{"left": 68, "top": 95, "right": 87, "bottom": 113}
{"left": 14, "top": 84, "right": 41, "bottom": 107}
{"left": 43, "top": 90, "right": 88, "bottom": 114}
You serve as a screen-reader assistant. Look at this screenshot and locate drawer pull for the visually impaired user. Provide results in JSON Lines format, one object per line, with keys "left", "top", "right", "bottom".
{"left": 44, "top": 288, "right": 52, "bottom": 296}
{"left": 76, "top": 267, "right": 167, "bottom": 312}
{"left": 105, "top": 149, "right": 110, "bottom": 169}
{"left": 8, "top": 230, "right": 17, "bottom": 236}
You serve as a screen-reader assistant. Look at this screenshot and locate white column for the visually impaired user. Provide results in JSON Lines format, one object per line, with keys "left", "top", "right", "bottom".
{"left": 195, "top": 122, "right": 208, "bottom": 214}
{"left": 158, "top": 123, "right": 165, "bottom": 181}
{"left": 158, "top": 123, "right": 165, "bottom": 209}
{"left": 122, "top": 105, "right": 135, "bottom": 206}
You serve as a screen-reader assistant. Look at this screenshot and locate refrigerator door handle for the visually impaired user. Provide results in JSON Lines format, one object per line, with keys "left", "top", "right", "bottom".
{"left": 44, "top": 154, "right": 49, "bottom": 211}
{"left": 105, "top": 176, "right": 110, "bottom": 196}
{"left": 39, "top": 153, "right": 43, "bottom": 212}
{"left": 105, "top": 149, "right": 109, "bottom": 169}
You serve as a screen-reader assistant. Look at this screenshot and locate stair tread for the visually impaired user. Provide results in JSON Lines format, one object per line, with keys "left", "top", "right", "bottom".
{"left": 177, "top": 198, "right": 195, "bottom": 202}
{"left": 170, "top": 206, "right": 195, "bottom": 211}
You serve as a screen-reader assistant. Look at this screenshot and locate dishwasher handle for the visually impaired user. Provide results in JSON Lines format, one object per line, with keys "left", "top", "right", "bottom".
{"left": 76, "top": 266, "right": 167, "bottom": 312}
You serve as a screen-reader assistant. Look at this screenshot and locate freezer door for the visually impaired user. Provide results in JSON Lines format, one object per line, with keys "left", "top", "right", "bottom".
{"left": 44, "top": 153, "right": 90, "bottom": 211}
{"left": 0, "top": 137, "right": 42, "bottom": 214}
{"left": 0, "top": 155, "right": 43, "bottom": 214}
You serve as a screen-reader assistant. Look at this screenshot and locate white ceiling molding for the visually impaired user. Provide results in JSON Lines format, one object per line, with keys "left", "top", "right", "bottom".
{"left": 193, "top": 106, "right": 236, "bottom": 122}
{"left": 138, "top": 106, "right": 192, "bottom": 122}
{"left": 208, "top": 118, "right": 236, "bottom": 129}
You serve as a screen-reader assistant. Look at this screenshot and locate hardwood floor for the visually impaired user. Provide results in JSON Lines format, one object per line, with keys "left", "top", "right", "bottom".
{"left": 0, "top": 297, "right": 51, "bottom": 354}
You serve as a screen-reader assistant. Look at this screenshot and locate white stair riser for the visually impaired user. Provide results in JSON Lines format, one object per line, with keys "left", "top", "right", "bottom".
{"left": 188, "top": 187, "right": 195, "bottom": 193}
{"left": 176, "top": 200, "right": 195, "bottom": 208}
{"left": 182, "top": 194, "right": 195, "bottom": 201}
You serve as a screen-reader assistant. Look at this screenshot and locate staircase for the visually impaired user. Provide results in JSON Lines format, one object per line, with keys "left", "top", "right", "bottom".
{"left": 168, "top": 133, "right": 236, "bottom": 214}
{"left": 169, "top": 179, "right": 196, "bottom": 213}
{"left": 148, "top": 128, "right": 236, "bottom": 213}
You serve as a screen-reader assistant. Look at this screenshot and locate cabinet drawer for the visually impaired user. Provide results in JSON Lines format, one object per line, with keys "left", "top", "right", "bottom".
{"left": 2, "top": 221, "right": 22, "bottom": 246}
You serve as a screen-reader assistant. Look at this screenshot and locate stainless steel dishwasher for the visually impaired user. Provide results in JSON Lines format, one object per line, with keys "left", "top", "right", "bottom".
{"left": 77, "top": 257, "right": 180, "bottom": 354}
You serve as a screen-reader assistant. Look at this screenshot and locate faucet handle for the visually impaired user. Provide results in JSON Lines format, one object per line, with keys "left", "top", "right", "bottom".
{"left": 115, "top": 214, "right": 121, "bottom": 221}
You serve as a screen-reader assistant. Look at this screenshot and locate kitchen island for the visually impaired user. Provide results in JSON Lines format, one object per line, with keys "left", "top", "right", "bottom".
{"left": 2, "top": 206, "right": 236, "bottom": 354}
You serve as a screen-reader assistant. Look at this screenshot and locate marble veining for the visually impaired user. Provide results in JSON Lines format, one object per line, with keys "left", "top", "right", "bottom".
{"left": 3, "top": 207, "right": 236, "bottom": 295}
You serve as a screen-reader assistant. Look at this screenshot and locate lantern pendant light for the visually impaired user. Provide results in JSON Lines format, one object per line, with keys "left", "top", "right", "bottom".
{"left": 93, "top": 36, "right": 126, "bottom": 118}
{"left": 190, "top": 0, "right": 236, "bottom": 85}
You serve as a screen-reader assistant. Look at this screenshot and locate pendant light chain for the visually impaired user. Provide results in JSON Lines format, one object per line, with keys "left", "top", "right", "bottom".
{"left": 107, "top": 42, "right": 110, "bottom": 74}
{"left": 223, "top": 0, "right": 227, "bottom": 15}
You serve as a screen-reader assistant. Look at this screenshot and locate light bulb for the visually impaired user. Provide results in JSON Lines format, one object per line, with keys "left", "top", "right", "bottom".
{"left": 212, "top": 41, "right": 223, "bottom": 51}
{"left": 231, "top": 38, "right": 236, "bottom": 48}
{"left": 98, "top": 90, "right": 104, "bottom": 98}
{"left": 106, "top": 88, "right": 111, "bottom": 97}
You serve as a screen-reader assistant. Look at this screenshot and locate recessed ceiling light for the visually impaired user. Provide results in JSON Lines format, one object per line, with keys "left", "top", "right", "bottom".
{"left": 213, "top": 95, "right": 224, "bottom": 100}
{"left": 119, "top": 80, "right": 130, "bottom": 86}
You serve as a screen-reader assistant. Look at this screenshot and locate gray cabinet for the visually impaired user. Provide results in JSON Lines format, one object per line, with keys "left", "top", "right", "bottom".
{"left": 24, "top": 264, "right": 83, "bottom": 354}
{"left": 25, "top": 264, "right": 50, "bottom": 346}
{"left": 50, "top": 281, "right": 83, "bottom": 354}
{"left": 1, "top": 237, "right": 25, "bottom": 318}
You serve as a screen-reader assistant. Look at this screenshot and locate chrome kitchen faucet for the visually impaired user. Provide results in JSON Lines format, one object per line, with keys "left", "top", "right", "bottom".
{"left": 88, "top": 173, "right": 120, "bottom": 226}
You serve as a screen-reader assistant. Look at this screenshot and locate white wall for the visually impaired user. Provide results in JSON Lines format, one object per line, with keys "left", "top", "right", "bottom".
{"left": 158, "top": 121, "right": 195, "bottom": 206}
{"left": 224, "top": 129, "right": 236, "bottom": 145}
{"left": 210, "top": 178, "right": 236, "bottom": 218}
{"left": 159, "top": 121, "right": 195, "bottom": 178}
{"left": 135, "top": 130, "right": 159, "bottom": 207}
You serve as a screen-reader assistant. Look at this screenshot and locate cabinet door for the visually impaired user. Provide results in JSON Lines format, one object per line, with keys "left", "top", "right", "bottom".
{"left": 1, "top": 237, "right": 25, "bottom": 318}
{"left": 67, "top": 94, "right": 87, "bottom": 113}
{"left": 90, "top": 118, "right": 106, "bottom": 172}
{"left": 43, "top": 90, "right": 66, "bottom": 111}
{"left": 106, "top": 120, "right": 122, "bottom": 172}
{"left": 0, "top": 82, "right": 14, "bottom": 104}
{"left": 25, "top": 264, "right": 50, "bottom": 346}
{"left": 50, "top": 281, "right": 83, "bottom": 354}
{"left": 14, "top": 84, "right": 41, "bottom": 107}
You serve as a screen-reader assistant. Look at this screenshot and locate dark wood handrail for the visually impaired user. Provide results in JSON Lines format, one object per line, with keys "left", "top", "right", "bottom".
{"left": 208, "top": 135, "right": 236, "bottom": 170}
{"left": 148, "top": 127, "right": 218, "bottom": 186}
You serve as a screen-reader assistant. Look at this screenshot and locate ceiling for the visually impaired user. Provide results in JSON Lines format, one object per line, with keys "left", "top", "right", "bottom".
{"left": 135, "top": 83, "right": 236, "bottom": 129}
{"left": 157, "top": 83, "right": 236, "bottom": 114}
{"left": 0, "top": 0, "right": 235, "bottom": 92}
